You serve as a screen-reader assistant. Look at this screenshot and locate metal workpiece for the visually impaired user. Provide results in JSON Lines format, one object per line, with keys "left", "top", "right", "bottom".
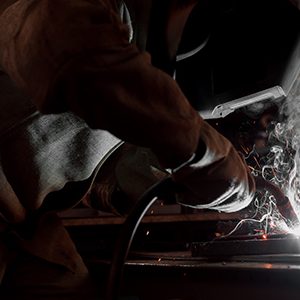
{"left": 191, "top": 234, "right": 300, "bottom": 257}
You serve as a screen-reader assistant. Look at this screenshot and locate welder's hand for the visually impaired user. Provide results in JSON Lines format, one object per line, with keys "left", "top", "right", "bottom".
{"left": 172, "top": 121, "right": 255, "bottom": 212}
{"left": 83, "top": 143, "right": 169, "bottom": 215}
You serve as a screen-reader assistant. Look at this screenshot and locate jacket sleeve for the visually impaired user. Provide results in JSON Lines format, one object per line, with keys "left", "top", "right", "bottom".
{"left": 172, "top": 121, "right": 255, "bottom": 212}
{"left": 0, "top": 0, "right": 201, "bottom": 168}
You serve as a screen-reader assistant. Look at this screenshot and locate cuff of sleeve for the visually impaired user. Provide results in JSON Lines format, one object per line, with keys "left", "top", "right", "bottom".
{"left": 167, "top": 139, "right": 206, "bottom": 173}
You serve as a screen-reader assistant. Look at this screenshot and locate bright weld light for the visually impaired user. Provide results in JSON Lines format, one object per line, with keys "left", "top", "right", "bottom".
{"left": 262, "top": 234, "right": 267, "bottom": 240}
{"left": 288, "top": 224, "right": 300, "bottom": 237}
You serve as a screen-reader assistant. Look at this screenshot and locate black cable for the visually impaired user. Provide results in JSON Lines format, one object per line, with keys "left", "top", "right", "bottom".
{"left": 106, "top": 176, "right": 176, "bottom": 300}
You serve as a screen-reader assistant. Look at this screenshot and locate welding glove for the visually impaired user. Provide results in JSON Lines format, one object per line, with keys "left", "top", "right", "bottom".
{"left": 82, "top": 143, "right": 169, "bottom": 215}
{"left": 172, "top": 121, "right": 255, "bottom": 213}
{"left": 86, "top": 121, "right": 255, "bottom": 215}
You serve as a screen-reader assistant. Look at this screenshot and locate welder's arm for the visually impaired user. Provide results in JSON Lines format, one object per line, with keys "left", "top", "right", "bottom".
{"left": 172, "top": 121, "right": 255, "bottom": 212}
{"left": 0, "top": 0, "right": 254, "bottom": 212}
{"left": 0, "top": 0, "right": 199, "bottom": 169}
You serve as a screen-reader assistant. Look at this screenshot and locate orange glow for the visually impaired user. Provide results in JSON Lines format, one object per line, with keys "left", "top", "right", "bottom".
{"left": 264, "top": 263, "right": 273, "bottom": 269}
{"left": 262, "top": 234, "right": 268, "bottom": 240}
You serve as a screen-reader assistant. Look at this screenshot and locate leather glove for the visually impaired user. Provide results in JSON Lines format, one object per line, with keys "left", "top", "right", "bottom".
{"left": 83, "top": 143, "right": 169, "bottom": 215}
{"left": 85, "top": 122, "right": 255, "bottom": 215}
{"left": 172, "top": 121, "right": 256, "bottom": 213}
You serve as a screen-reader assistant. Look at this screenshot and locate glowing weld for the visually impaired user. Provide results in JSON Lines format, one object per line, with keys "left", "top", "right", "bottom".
{"left": 215, "top": 93, "right": 300, "bottom": 239}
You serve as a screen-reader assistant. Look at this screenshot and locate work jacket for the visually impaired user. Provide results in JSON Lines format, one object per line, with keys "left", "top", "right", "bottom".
{"left": 0, "top": 68, "right": 121, "bottom": 278}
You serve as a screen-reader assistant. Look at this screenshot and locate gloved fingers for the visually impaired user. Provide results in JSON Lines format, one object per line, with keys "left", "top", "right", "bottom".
{"left": 115, "top": 147, "right": 169, "bottom": 201}
{"left": 172, "top": 120, "right": 256, "bottom": 213}
{"left": 176, "top": 176, "right": 254, "bottom": 213}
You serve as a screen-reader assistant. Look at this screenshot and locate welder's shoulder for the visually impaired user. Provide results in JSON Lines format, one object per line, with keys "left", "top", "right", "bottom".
{"left": 0, "top": 0, "right": 117, "bottom": 29}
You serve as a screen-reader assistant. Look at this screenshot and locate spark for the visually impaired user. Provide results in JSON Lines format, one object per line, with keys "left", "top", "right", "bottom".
{"left": 253, "top": 156, "right": 261, "bottom": 169}
{"left": 240, "top": 144, "right": 249, "bottom": 155}
{"left": 243, "top": 144, "right": 258, "bottom": 160}
{"left": 264, "top": 263, "right": 273, "bottom": 269}
{"left": 218, "top": 206, "right": 273, "bottom": 239}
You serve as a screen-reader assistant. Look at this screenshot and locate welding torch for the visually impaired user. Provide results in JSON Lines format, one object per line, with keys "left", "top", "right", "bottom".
{"left": 254, "top": 176, "right": 300, "bottom": 227}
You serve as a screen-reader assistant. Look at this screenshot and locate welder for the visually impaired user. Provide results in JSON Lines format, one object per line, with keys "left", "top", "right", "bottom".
{"left": 0, "top": 0, "right": 297, "bottom": 299}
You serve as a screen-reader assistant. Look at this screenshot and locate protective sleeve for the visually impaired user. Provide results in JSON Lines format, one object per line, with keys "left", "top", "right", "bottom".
{"left": 0, "top": 0, "right": 201, "bottom": 168}
{"left": 172, "top": 121, "right": 255, "bottom": 212}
